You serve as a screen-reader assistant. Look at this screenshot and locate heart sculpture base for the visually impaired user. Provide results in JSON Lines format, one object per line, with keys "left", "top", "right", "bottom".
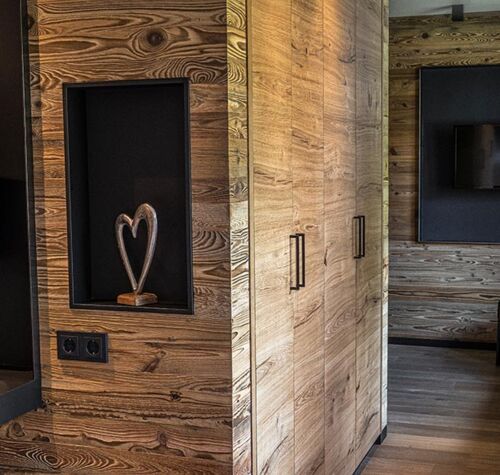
{"left": 117, "top": 292, "right": 158, "bottom": 307}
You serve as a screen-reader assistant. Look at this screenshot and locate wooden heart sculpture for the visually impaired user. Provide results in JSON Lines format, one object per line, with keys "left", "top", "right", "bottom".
{"left": 115, "top": 203, "right": 158, "bottom": 306}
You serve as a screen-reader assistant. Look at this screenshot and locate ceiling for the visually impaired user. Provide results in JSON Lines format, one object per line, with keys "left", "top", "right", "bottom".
{"left": 390, "top": 0, "right": 500, "bottom": 17}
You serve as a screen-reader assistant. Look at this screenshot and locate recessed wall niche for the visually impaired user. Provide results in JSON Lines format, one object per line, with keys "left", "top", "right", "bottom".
{"left": 64, "top": 79, "right": 193, "bottom": 314}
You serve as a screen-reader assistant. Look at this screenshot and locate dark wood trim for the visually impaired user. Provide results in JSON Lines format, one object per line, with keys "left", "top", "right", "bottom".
{"left": 389, "top": 337, "right": 496, "bottom": 351}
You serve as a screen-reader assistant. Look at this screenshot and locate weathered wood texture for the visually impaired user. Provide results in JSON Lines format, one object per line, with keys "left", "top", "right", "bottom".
{"left": 389, "top": 13, "right": 500, "bottom": 343}
{"left": 381, "top": 0, "right": 390, "bottom": 432}
{"left": 251, "top": 0, "right": 386, "bottom": 473}
{"left": 0, "top": 0, "right": 250, "bottom": 473}
{"left": 250, "top": 0, "right": 295, "bottom": 471}
{"left": 324, "top": 0, "right": 357, "bottom": 472}
{"left": 356, "top": 0, "right": 385, "bottom": 465}
{"left": 363, "top": 344, "right": 500, "bottom": 474}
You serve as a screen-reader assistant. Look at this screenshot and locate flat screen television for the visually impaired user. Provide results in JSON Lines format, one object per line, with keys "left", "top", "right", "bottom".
{"left": 455, "top": 124, "right": 500, "bottom": 189}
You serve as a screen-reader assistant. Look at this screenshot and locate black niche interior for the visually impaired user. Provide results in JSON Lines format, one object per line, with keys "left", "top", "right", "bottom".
{"left": 420, "top": 65, "right": 500, "bottom": 243}
{"left": 64, "top": 79, "right": 193, "bottom": 314}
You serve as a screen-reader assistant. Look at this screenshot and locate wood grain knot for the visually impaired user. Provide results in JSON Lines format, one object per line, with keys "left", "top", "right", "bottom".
{"left": 169, "top": 391, "right": 182, "bottom": 401}
{"left": 147, "top": 30, "right": 165, "bottom": 47}
{"left": 9, "top": 422, "right": 25, "bottom": 437}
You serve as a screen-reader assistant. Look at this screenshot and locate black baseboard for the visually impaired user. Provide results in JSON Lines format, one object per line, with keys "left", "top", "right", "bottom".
{"left": 375, "top": 425, "right": 387, "bottom": 445}
{"left": 353, "top": 426, "right": 388, "bottom": 475}
{"left": 389, "top": 337, "right": 496, "bottom": 351}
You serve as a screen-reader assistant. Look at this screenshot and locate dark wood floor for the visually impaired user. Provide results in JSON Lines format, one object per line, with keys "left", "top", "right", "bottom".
{"left": 363, "top": 344, "right": 500, "bottom": 474}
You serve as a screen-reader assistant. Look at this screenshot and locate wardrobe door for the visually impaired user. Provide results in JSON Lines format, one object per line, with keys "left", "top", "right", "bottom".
{"left": 355, "top": 0, "right": 384, "bottom": 464}
{"left": 323, "top": 0, "right": 358, "bottom": 473}
{"left": 291, "top": 0, "right": 325, "bottom": 472}
{"left": 251, "top": 0, "right": 295, "bottom": 472}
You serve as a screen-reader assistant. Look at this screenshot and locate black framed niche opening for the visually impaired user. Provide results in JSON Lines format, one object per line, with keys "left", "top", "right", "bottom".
{"left": 64, "top": 79, "right": 193, "bottom": 314}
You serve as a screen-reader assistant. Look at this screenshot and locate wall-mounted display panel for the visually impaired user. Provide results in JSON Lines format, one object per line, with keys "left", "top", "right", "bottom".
{"left": 420, "top": 65, "right": 500, "bottom": 243}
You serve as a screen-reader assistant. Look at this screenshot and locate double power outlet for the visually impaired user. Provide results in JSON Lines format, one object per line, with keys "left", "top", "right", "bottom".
{"left": 57, "top": 331, "right": 108, "bottom": 363}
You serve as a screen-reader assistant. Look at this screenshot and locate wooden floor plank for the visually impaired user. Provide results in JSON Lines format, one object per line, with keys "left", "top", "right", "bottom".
{"left": 362, "top": 344, "right": 500, "bottom": 474}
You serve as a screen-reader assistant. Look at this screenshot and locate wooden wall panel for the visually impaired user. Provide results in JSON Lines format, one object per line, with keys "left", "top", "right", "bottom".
{"left": 323, "top": 0, "right": 357, "bottom": 473}
{"left": 381, "top": 0, "right": 390, "bottom": 432}
{"left": 0, "top": 0, "right": 250, "bottom": 473}
{"left": 250, "top": 0, "right": 295, "bottom": 472}
{"left": 291, "top": 0, "right": 325, "bottom": 472}
{"left": 227, "top": 0, "right": 252, "bottom": 472}
{"left": 0, "top": 0, "right": 387, "bottom": 472}
{"left": 355, "top": 0, "right": 384, "bottom": 464}
{"left": 389, "top": 13, "right": 500, "bottom": 343}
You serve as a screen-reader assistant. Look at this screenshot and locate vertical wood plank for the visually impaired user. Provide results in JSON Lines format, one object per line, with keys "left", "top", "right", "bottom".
{"left": 227, "top": 0, "right": 252, "bottom": 472}
{"left": 355, "top": 0, "right": 384, "bottom": 464}
{"left": 323, "top": 0, "right": 357, "bottom": 473}
{"left": 291, "top": 0, "right": 325, "bottom": 472}
{"left": 250, "top": 0, "right": 295, "bottom": 472}
{"left": 381, "top": 0, "right": 390, "bottom": 433}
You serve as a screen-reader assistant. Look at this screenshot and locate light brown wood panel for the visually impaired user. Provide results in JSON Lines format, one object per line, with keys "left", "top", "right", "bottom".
{"left": 291, "top": 0, "right": 325, "bottom": 472}
{"left": 389, "top": 13, "right": 500, "bottom": 344}
{"left": 381, "top": 0, "right": 390, "bottom": 432}
{"left": 363, "top": 344, "right": 500, "bottom": 474}
{"left": 356, "top": 0, "right": 384, "bottom": 464}
{"left": 0, "top": 0, "right": 250, "bottom": 473}
{"left": 250, "top": 0, "right": 295, "bottom": 472}
{"left": 323, "top": 0, "right": 357, "bottom": 473}
{"left": 227, "top": 0, "right": 252, "bottom": 472}
{"left": 356, "top": 125, "right": 383, "bottom": 464}
{"left": 249, "top": 0, "right": 386, "bottom": 472}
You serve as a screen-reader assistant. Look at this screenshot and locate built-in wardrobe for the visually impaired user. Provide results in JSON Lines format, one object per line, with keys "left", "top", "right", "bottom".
{"left": 251, "top": 0, "right": 388, "bottom": 473}
{"left": 0, "top": 0, "right": 387, "bottom": 473}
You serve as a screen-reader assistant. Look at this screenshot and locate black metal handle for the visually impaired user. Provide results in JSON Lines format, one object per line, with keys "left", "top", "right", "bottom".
{"left": 290, "top": 234, "right": 300, "bottom": 291}
{"left": 290, "top": 233, "right": 306, "bottom": 290}
{"left": 297, "top": 233, "right": 305, "bottom": 288}
{"left": 354, "top": 216, "right": 366, "bottom": 259}
{"left": 360, "top": 215, "right": 366, "bottom": 258}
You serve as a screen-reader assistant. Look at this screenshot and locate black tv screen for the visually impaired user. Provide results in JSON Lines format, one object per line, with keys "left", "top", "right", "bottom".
{"left": 455, "top": 124, "right": 500, "bottom": 189}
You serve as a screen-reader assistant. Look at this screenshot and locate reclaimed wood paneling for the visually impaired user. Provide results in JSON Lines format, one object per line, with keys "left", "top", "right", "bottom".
{"left": 250, "top": 0, "right": 295, "bottom": 472}
{"left": 381, "top": 0, "right": 390, "bottom": 432}
{"left": 0, "top": 0, "right": 387, "bottom": 472}
{"left": 356, "top": 0, "right": 384, "bottom": 464}
{"left": 251, "top": 0, "right": 386, "bottom": 472}
{"left": 227, "top": 0, "right": 251, "bottom": 472}
{"left": 0, "top": 0, "right": 250, "bottom": 473}
{"left": 291, "top": 0, "right": 325, "bottom": 472}
{"left": 389, "top": 13, "right": 500, "bottom": 343}
{"left": 323, "top": 0, "right": 357, "bottom": 472}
